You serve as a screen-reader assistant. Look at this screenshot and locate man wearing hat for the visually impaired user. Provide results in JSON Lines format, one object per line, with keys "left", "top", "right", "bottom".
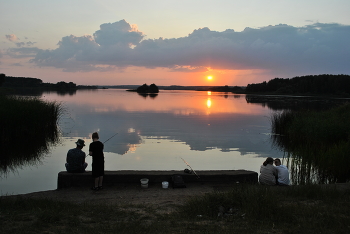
{"left": 65, "top": 139, "right": 88, "bottom": 173}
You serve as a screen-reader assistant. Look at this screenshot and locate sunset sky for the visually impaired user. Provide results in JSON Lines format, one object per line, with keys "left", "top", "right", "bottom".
{"left": 1, "top": 0, "right": 350, "bottom": 86}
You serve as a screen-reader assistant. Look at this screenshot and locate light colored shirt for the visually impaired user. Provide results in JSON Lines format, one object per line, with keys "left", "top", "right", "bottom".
{"left": 259, "top": 164, "right": 278, "bottom": 185}
{"left": 275, "top": 165, "right": 290, "bottom": 185}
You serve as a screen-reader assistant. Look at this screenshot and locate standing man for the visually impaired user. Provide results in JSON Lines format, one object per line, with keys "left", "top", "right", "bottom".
{"left": 274, "top": 158, "right": 290, "bottom": 186}
{"left": 89, "top": 132, "right": 104, "bottom": 190}
{"left": 65, "top": 139, "right": 88, "bottom": 173}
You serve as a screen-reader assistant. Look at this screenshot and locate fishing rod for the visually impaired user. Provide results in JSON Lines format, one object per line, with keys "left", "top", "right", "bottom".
{"left": 102, "top": 132, "right": 118, "bottom": 144}
{"left": 86, "top": 132, "right": 118, "bottom": 157}
{"left": 181, "top": 157, "right": 200, "bottom": 179}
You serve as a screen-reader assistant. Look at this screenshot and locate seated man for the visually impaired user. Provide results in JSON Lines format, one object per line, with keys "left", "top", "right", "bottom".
{"left": 274, "top": 158, "right": 290, "bottom": 186}
{"left": 65, "top": 139, "right": 88, "bottom": 173}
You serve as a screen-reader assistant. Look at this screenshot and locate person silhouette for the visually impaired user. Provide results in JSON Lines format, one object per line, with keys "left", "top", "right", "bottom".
{"left": 89, "top": 132, "right": 104, "bottom": 190}
{"left": 65, "top": 139, "right": 88, "bottom": 173}
{"left": 274, "top": 158, "right": 290, "bottom": 186}
{"left": 258, "top": 157, "right": 278, "bottom": 185}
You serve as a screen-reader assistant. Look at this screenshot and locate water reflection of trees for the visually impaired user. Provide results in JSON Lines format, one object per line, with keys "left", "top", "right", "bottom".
{"left": 0, "top": 96, "right": 62, "bottom": 176}
{"left": 137, "top": 93, "right": 158, "bottom": 99}
{"left": 6, "top": 89, "right": 79, "bottom": 97}
{"left": 246, "top": 94, "right": 349, "bottom": 111}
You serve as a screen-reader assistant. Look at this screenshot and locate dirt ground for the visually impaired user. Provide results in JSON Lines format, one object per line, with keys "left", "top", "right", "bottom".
{"left": 5, "top": 182, "right": 238, "bottom": 212}
{"left": 6, "top": 182, "right": 349, "bottom": 212}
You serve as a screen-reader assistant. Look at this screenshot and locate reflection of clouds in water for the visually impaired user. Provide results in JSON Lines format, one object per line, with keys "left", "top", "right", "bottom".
{"left": 54, "top": 90, "right": 281, "bottom": 158}
{"left": 106, "top": 131, "right": 143, "bottom": 155}
{"left": 63, "top": 100, "right": 279, "bottom": 157}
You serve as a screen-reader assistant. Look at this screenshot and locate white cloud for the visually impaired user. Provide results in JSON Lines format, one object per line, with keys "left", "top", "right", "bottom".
{"left": 8, "top": 20, "right": 350, "bottom": 75}
{"left": 5, "top": 34, "right": 19, "bottom": 42}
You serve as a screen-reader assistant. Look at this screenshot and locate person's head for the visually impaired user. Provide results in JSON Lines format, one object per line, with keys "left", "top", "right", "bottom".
{"left": 263, "top": 157, "right": 274, "bottom": 166}
{"left": 92, "top": 132, "right": 99, "bottom": 140}
{"left": 75, "top": 139, "right": 85, "bottom": 149}
{"left": 274, "top": 158, "right": 281, "bottom": 166}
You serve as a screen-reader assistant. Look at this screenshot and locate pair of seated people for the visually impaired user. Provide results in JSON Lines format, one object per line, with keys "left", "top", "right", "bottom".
{"left": 259, "top": 157, "right": 290, "bottom": 186}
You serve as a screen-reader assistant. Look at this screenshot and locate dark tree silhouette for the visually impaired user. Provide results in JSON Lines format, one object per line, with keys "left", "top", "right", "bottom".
{"left": 149, "top": 83, "right": 159, "bottom": 93}
{"left": 0, "top": 73, "right": 5, "bottom": 87}
{"left": 136, "top": 83, "right": 159, "bottom": 93}
{"left": 246, "top": 74, "right": 350, "bottom": 96}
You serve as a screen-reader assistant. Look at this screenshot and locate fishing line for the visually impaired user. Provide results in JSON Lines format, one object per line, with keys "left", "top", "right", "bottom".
{"left": 85, "top": 132, "right": 118, "bottom": 157}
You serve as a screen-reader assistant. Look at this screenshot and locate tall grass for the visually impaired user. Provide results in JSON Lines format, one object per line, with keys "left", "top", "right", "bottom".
{"left": 0, "top": 95, "right": 62, "bottom": 175}
{"left": 178, "top": 184, "right": 350, "bottom": 233}
{"left": 271, "top": 103, "right": 350, "bottom": 184}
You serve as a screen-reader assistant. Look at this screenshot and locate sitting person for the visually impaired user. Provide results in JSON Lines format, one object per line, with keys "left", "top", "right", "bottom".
{"left": 274, "top": 158, "right": 290, "bottom": 186}
{"left": 65, "top": 139, "right": 88, "bottom": 173}
{"left": 259, "top": 157, "right": 278, "bottom": 185}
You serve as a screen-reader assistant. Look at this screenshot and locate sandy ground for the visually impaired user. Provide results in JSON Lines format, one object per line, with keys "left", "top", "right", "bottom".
{"left": 5, "top": 182, "right": 349, "bottom": 214}
{"left": 3, "top": 182, "right": 238, "bottom": 212}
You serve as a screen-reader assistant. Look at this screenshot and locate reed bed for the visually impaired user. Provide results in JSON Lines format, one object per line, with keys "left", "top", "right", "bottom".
{"left": 0, "top": 95, "right": 62, "bottom": 175}
{"left": 271, "top": 103, "right": 350, "bottom": 184}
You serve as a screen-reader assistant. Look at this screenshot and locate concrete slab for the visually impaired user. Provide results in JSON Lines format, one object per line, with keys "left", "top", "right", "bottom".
{"left": 57, "top": 170, "right": 258, "bottom": 189}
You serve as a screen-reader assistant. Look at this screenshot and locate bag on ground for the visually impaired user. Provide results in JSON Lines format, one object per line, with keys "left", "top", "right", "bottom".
{"left": 171, "top": 174, "right": 186, "bottom": 188}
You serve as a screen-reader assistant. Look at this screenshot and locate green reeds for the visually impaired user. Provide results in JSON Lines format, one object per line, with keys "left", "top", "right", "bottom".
{"left": 0, "top": 95, "right": 62, "bottom": 175}
{"left": 271, "top": 103, "right": 350, "bottom": 184}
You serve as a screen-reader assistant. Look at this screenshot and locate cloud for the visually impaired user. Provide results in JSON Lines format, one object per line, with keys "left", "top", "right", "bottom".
{"left": 5, "top": 34, "right": 19, "bottom": 42}
{"left": 9, "top": 20, "right": 350, "bottom": 75}
{"left": 15, "top": 42, "right": 25, "bottom": 47}
{"left": 11, "top": 63, "right": 22, "bottom": 66}
{"left": 93, "top": 20, "right": 144, "bottom": 47}
{"left": 7, "top": 47, "right": 42, "bottom": 58}
{"left": 26, "top": 41, "right": 36, "bottom": 46}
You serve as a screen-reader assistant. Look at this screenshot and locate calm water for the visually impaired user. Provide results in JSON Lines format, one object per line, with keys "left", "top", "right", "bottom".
{"left": 1, "top": 89, "right": 284, "bottom": 195}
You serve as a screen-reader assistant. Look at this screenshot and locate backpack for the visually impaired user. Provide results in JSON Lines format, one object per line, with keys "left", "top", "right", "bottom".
{"left": 171, "top": 174, "right": 186, "bottom": 188}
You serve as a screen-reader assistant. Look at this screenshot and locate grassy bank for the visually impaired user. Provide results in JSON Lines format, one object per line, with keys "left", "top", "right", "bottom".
{"left": 271, "top": 103, "right": 350, "bottom": 184}
{"left": 0, "top": 95, "right": 62, "bottom": 175}
{"left": 1, "top": 184, "right": 350, "bottom": 234}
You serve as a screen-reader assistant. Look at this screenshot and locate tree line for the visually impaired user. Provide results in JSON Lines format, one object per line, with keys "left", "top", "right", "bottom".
{"left": 0, "top": 74, "right": 97, "bottom": 90}
{"left": 245, "top": 74, "right": 350, "bottom": 96}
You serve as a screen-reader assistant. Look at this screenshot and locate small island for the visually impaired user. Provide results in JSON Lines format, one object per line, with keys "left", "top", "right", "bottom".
{"left": 126, "top": 83, "right": 159, "bottom": 93}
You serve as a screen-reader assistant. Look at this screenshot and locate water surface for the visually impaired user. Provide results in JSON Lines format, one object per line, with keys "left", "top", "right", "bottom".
{"left": 1, "top": 89, "right": 283, "bottom": 195}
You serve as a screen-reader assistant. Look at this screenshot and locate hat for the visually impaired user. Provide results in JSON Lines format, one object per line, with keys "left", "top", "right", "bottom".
{"left": 75, "top": 139, "right": 85, "bottom": 146}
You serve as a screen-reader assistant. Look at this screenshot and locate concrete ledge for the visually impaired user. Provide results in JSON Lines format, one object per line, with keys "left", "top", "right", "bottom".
{"left": 57, "top": 170, "right": 258, "bottom": 189}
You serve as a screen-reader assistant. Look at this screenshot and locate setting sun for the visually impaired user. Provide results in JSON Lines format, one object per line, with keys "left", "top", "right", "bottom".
{"left": 207, "top": 76, "right": 213, "bottom": 80}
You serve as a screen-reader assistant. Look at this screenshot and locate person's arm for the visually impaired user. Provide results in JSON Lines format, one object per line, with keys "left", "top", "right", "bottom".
{"left": 89, "top": 143, "right": 93, "bottom": 156}
{"left": 82, "top": 152, "right": 86, "bottom": 164}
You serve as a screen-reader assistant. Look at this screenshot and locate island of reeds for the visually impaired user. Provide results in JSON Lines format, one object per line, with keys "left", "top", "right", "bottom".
{"left": 271, "top": 103, "right": 350, "bottom": 184}
{"left": 0, "top": 90, "right": 62, "bottom": 175}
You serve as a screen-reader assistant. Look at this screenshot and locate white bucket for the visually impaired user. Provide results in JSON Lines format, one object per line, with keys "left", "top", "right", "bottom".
{"left": 140, "top": 178, "right": 149, "bottom": 188}
{"left": 162, "top": 181, "right": 169, "bottom": 189}
{"left": 140, "top": 178, "right": 149, "bottom": 184}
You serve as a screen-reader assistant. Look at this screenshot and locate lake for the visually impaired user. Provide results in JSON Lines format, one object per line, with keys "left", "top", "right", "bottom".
{"left": 0, "top": 89, "right": 312, "bottom": 195}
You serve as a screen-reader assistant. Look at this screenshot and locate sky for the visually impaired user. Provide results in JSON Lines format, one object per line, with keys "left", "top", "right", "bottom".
{"left": 1, "top": 0, "right": 350, "bottom": 86}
